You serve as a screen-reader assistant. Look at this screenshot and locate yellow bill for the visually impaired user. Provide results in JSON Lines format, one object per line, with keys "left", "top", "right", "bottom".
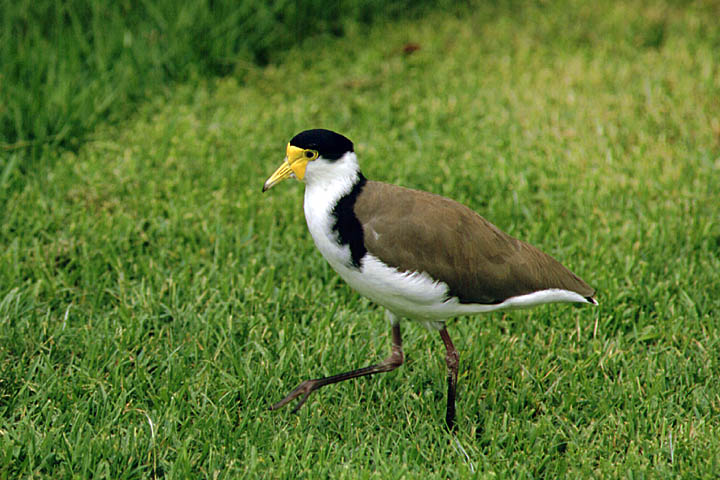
{"left": 262, "top": 144, "right": 314, "bottom": 192}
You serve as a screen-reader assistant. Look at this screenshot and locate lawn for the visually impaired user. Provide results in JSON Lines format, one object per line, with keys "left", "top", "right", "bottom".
{"left": 2, "top": 0, "right": 720, "bottom": 477}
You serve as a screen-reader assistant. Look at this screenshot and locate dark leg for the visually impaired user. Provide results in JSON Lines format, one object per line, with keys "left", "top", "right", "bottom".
{"left": 270, "top": 323, "right": 404, "bottom": 412}
{"left": 439, "top": 327, "right": 459, "bottom": 431}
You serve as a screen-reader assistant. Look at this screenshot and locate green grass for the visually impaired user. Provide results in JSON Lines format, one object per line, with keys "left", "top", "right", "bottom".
{"left": 0, "top": 0, "right": 446, "bottom": 157}
{"left": 2, "top": 0, "right": 720, "bottom": 477}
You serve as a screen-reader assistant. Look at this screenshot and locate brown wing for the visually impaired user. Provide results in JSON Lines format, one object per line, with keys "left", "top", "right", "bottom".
{"left": 354, "top": 181, "right": 595, "bottom": 304}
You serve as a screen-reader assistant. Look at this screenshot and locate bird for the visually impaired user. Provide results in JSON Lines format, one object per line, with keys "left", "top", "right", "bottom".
{"left": 263, "top": 128, "right": 597, "bottom": 430}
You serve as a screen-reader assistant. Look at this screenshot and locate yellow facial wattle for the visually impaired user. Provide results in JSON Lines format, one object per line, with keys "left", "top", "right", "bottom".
{"left": 262, "top": 144, "right": 319, "bottom": 192}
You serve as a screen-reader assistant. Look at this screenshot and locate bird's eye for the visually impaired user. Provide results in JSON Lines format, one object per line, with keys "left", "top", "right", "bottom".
{"left": 305, "top": 150, "right": 316, "bottom": 159}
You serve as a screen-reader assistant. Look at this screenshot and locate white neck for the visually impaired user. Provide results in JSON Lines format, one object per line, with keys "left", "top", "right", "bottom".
{"left": 303, "top": 151, "right": 362, "bottom": 212}
{"left": 302, "top": 151, "right": 362, "bottom": 270}
{"left": 303, "top": 151, "right": 360, "bottom": 189}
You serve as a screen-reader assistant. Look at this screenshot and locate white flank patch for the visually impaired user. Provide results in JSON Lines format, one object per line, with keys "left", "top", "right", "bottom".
{"left": 302, "top": 153, "right": 593, "bottom": 330}
{"left": 332, "top": 254, "right": 591, "bottom": 329}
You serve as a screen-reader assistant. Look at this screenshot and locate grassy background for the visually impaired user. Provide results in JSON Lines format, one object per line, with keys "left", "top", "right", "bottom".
{"left": 2, "top": 0, "right": 720, "bottom": 477}
{"left": 0, "top": 0, "right": 444, "bottom": 157}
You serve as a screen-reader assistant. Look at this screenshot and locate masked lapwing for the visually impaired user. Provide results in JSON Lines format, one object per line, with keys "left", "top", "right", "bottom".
{"left": 263, "top": 129, "right": 597, "bottom": 430}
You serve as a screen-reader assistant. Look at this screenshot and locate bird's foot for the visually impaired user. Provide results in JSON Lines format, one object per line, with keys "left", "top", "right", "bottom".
{"left": 269, "top": 379, "right": 321, "bottom": 413}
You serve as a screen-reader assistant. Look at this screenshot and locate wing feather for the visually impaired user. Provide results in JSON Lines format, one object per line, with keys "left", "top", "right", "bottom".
{"left": 354, "top": 181, "right": 595, "bottom": 304}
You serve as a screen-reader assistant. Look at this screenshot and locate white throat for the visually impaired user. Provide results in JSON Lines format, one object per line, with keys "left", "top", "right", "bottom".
{"left": 303, "top": 151, "right": 361, "bottom": 223}
{"left": 303, "top": 151, "right": 360, "bottom": 190}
